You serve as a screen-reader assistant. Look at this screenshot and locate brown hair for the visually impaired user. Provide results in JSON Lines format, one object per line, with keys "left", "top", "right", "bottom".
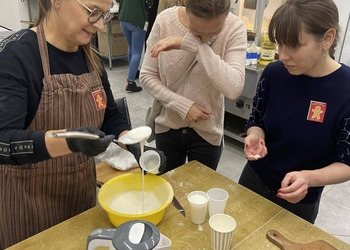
{"left": 268, "top": 0, "right": 340, "bottom": 59}
{"left": 185, "top": 0, "right": 231, "bottom": 19}
{"left": 35, "top": 0, "right": 104, "bottom": 75}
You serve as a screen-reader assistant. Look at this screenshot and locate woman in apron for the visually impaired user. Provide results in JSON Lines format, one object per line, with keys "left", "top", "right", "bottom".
{"left": 0, "top": 0, "right": 166, "bottom": 248}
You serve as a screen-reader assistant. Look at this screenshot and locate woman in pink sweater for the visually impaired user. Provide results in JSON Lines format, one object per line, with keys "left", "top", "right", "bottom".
{"left": 140, "top": 0, "right": 246, "bottom": 172}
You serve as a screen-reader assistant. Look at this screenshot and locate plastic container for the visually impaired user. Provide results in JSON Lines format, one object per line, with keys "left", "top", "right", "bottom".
{"left": 246, "top": 41, "right": 253, "bottom": 66}
{"left": 98, "top": 173, "right": 174, "bottom": 227}
{"left": 251, "top": 42, "right": 258, "bottom": 65}
{"left": 258, "top": 31, "right": 276, "bottom": 66}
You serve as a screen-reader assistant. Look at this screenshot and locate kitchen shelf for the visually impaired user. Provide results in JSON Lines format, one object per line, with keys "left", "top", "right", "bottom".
{"left": 224, "top": 112, "right": 246, "bottom": 143}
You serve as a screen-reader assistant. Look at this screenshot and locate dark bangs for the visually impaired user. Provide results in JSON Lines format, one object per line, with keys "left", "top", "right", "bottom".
{"left": 268, "top": 5, "right": 301, "bottom": 47}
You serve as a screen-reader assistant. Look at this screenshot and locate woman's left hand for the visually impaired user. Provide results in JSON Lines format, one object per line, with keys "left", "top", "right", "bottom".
{"left": 277, "top": 171, "right": 310, "bottom": 203}
{"left": 150, "top": 36, "right": 184, "bottom": 58}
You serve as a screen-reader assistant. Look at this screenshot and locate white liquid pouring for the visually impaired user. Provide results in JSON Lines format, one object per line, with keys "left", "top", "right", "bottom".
{"left": 140, "top": 139, "right": 145, "bottom": 214}
{"left": 111, "top": 126, "right": 152, "bottom": 214}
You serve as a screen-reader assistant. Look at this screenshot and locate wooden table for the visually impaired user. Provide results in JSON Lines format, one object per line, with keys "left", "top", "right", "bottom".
{"left": 95, "top": 160, "right": 140, "bottom": 187}
{"left": 7, "top": 161, "right": 350, "bottom": 249}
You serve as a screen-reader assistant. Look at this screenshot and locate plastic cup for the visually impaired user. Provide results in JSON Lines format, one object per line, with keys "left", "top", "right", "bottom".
{"left": 209, "top": 214, "right": 236, "bottom": 250}
{"left": 187, "top": 191, "right": 209, "bottom": 224}
{"left": 139, "top": 150, "right": 160, "bottom": 174}
{"left": 207, "top": 188, "right": 229, "bottom": 218}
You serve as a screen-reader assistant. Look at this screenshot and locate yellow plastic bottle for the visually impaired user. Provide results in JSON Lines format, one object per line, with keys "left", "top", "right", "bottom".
{"left": 258, "top": 31, "right": 276, "bottom": 66}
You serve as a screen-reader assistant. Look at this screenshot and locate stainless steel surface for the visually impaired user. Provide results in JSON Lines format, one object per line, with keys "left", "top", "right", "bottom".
{"left": 46, "top": 131, "right": 100, "bottom": 140}
{"left": 224, "top": 65, "right": 265, "bottom": 142}
{"left": 225, "top": 65, "right": 264, "bottom": 120}
{"left": 224, "top": 129, "right": 245, "bottom": 143}
{"left": 171, "top": 196, "right": 186, "bottom": 217}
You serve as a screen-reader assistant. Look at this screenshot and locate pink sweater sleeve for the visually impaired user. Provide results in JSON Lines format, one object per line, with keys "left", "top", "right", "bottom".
{"left": 140, "top": 9, "right": 195, "bottom": 119}
{"left": 180, "top": 17, "right": 246, "bottom": 100}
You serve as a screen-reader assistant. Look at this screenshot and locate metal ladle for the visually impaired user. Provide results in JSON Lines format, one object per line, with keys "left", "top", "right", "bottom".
{"left": 46, "top": 126, "right": 152, "bottom": 145}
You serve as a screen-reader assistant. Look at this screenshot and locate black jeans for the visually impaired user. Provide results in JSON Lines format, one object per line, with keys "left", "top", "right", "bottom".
{"left": 156, "top": 128, "right": 223, "bottom": 172}
{"left": 238, "top": 162, "right": 320, "bottom": 224}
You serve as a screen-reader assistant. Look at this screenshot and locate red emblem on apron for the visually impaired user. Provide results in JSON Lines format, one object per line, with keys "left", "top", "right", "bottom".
{"left": 92, "top": 90, "right": 107, "bottom": 111}
{"left": 307, "top": 101, "right": 326, "bottom": 123}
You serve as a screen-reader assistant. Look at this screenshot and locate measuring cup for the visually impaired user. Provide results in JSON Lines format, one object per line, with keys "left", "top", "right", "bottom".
{"left": 139, "top": 150, "right": 161, "bottom": 174}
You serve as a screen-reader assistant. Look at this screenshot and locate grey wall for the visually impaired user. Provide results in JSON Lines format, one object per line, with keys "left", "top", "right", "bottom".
{"left": 0, "top": 0, "right": 32, "bottom": 31}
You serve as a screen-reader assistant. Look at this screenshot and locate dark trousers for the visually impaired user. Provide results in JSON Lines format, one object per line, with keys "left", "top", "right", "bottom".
{"left": 238, "top": 162, "right": 320, "bottom": 224}
{"left": 156, "top": 128, "right": 223, "bottom": 172}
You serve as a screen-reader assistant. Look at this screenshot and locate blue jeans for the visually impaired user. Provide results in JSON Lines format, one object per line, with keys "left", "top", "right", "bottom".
{"left": 120, "top": 21, "right": 146, "bottom": 81}
{"left": 155, "top": 128, "right": 223, "bottom": 172}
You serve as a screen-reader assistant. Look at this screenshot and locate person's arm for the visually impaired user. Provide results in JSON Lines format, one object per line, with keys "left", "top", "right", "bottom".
{"left": 44, "top": 130, "right": 71, "bottom": 157}
{"left": 278, "top": 114, "right": 350, "bottom": 203}
{"left": 99, "top": 70, "right": 131, "bottom": 137}
{"left": 180, "top": 19, "right": 247, "bottom": 100}
{"left": 98, "top": 69, "right": 131, "bottom": 150}
{"left": 140, "top": 12, "right": 197, "bottom": 121}
{"left": 244, "top": 126, "right": 267, "bottom": 160}
{"left": 0, "top": 53, "right": 53, "bottom": 165}
{"left": 277, "top": 162, "right": 350, "bottom": 204}
{"left": 148, "top": 15, "right": 247, "bottom": 100}
{"left": 299, "top": 163, "right": 350, "bottom": 187}
{"left": 244, "top": 65, "right": 272, "bottom": 160}
{"left": 141, "top": 13, "right": 246, "bottom": 120}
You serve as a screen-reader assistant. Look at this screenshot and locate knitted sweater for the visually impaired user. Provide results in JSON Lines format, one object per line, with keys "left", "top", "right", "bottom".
{"left": 247, "top": 61, "right": 350, "bottom": 204}
{"left": 140, "top": 7, "right": 247, "bottom": 146}
{"left": 117, "top": 0, "right": 153, "bottom": 30}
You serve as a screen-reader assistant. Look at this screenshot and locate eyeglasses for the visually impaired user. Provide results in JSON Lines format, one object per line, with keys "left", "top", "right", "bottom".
{"left": 76, "top": 0, "right": 113, "bottom": 25}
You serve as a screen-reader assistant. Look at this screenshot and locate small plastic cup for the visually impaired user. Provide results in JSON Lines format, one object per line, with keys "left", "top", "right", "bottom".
{"left": 139, "top": 150, "right": 160, "bottom": 174}
{"left": 187, "top": 191, "right": 209, "bottom": 224}
{"left": 207, "top": 188, "right": 229, "bottom": 218}
{"left": 209, "top": 214, "right": 236, "bottom": 250}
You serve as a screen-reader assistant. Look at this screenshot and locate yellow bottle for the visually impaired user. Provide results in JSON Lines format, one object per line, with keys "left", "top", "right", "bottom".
{"left": 258, "top": 31, "right": 276, "bottom": 66}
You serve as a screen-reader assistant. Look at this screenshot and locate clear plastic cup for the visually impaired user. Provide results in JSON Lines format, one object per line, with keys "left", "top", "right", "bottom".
{"left": 207, "top": 188, "right": 229, "bottom": 218}
{"left": 139, "top": 150, "right": 160, "bottom": 174}
{"left": 187, "top": 191, "right": 209, "bottom": 224}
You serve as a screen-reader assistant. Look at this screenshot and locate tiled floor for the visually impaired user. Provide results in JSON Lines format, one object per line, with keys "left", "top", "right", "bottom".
{"left": 104, "top": 58, "right": 350, "bottom": 245}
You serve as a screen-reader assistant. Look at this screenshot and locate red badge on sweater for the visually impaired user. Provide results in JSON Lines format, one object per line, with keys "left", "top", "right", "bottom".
{"left": 307, "top": 101, "right": 326, "bottom": 123}
{"left": 92, "top": 90, "right": 107, "bottom": 111}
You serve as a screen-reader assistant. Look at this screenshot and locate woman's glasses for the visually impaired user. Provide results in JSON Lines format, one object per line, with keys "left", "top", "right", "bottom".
{"left": 76, "top": 0, "right": 114, "bottom": 25}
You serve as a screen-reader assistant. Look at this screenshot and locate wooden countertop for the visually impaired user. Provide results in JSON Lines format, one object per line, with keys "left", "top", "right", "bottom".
{"left": 7, "top": 161, "right": 350, "bottom": 249}
{"left": 95, "top": 160, "right": 140, "bottom": 187}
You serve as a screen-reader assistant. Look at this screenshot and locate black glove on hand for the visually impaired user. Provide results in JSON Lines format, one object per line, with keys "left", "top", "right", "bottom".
{"left": 66, "top": 126, "right": 115, "bottom": 157}
{"left": 126, "top": 144, "right": 167, "bottom": 174}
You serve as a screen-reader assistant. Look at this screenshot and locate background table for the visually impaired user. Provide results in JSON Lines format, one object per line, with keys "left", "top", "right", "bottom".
{"left": 7, "top": 161, "right": 350, "bottom": 249}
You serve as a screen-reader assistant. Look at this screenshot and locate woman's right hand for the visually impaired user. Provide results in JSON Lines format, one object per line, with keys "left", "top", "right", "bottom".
{"left": 185, "top": 103, "right": 213, "bottom": 122}
{"left": 65, "top": 126, "right": 115, "bottom": 157}
{"left": 244, "top": 133, "right": 267, "bottom": 161}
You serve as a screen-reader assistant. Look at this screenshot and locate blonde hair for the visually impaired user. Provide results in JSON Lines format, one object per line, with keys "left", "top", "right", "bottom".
{"left": 35, "top": 0, "right": 104, "bottom": 75}
{"left": 185, "top": 0, "right": 230, "bottom": 19}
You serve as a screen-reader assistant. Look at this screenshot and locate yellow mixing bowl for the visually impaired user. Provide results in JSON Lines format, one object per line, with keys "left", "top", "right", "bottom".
{"left": 98, "top": 172, "right": 174, "bottom": 227}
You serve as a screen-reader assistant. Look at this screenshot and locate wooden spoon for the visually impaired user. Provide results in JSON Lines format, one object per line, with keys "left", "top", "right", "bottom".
{"left": 266, "top": 230, "right": 337, "bottom": 250}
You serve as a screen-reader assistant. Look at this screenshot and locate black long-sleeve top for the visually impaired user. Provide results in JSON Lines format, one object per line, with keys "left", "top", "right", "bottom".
{"left": 0, "top": 29, "right": 130, "bottom": 165}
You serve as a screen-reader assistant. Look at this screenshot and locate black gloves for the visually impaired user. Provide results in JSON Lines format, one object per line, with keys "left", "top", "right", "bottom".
{"left": 66, "top": 126, "right": 115, "bottom": 157}
{"left": 126, "top": 144, "right": 167, "bottom": 174}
